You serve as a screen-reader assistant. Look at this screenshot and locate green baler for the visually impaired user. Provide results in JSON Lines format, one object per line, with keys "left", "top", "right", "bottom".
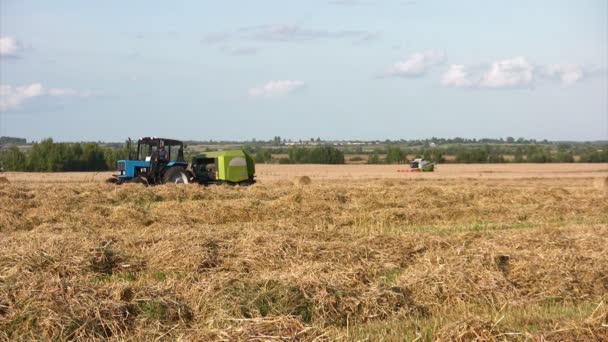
{"left": 189, "top": 150, "right": 255, "bottom": 185}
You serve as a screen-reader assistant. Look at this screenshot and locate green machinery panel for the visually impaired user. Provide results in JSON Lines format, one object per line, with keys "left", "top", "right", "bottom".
{"left": 195, "top": 150, "right": 255, "bottom": 183}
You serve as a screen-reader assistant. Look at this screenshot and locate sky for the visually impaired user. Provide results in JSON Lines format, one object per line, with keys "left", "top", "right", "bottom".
{"left": 0, "top": 0, "right": 607, "bottom": 142}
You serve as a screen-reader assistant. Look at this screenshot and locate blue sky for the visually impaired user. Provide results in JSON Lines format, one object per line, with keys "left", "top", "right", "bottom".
{"left": 0, "top": 0, "right": 606, "bottom": 142}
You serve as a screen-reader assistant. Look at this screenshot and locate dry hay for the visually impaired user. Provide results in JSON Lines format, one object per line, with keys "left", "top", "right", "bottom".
{"left": 594, "top": 176, "right": 608, "bottom": 192}
{"left": 382, "top": 179, "right": 395, "bottom": 187}
{"left": 297, "top": 175, "right": 312, "bottom": 185}
{"left": 434, "top": 317, "right": 510, "bottom": 341}
{"left": 0, "top": 176, "right": 9, "bottom": 184}
{"left": 220, "top": 316, "right": 329, "bottom": 341}
{"left": 539, "top": 300, "right": 608, "bottom": 341}
{"left": 252, "top": 163, "right": 608, "bottom": 181}
{"left": 273, "top": 179, "right": 294, "bottom": 187}
{"left": 1, "top": 175, "right": 607, "bottom": 340}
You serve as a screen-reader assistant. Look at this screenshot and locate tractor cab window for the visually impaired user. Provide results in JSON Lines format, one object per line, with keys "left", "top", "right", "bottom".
{"left": 138, "top": 144, "right": 149, "bottom": 160}
{"left": 138, "top": 143, "right": 159, "bottom": 161}
{"left": 151, "top": 146, "right": 159, "bottom": 160}
{"left": 168, "top": 145, "right": 184, "bottom": 162}
{"left": 135, "top": 139, "right": 183, "bottom": 162}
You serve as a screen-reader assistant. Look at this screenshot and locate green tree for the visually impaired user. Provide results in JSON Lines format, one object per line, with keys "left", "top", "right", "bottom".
{"left": 0, "top": 146, "right": 27, "bottom": 171}
{"left": 421, "top": 148, "right": 445, "bottom": 163}
{"left": 0, "top": 136, "right": 27, "bottom": 145}
{"left": 288, "top": 147, "right": 309, "bottom": 163}
{"left": 27, "top": 138, "right": 55, "bottom": 171}
{"left": 524, "top": 145, "right": 552, "bottom": 163}
{"left": 579, "top": 148, "right": 608, "bottom": 162}
{"left": 367, "top": 151, "right": 382, "bottom": 164}
{"left": 488, "top": 153, "right": 505, "bottom": 163}
{"left": 104, "top": 141, "right": 130, "bottom": 170}
{"left": 81, "top": 143, "right": 107, "bottom": 171}
{"left": 385, "top": 147, "right": 405, "bottom": 164}
{"left": 556, "top": 150, "right": 575, "bottom": 163}
{"left": 22, "top": 139, "right": 112, "bottom": 171}
{"left": 456, "top": 147, "right": 489, "bottom": 163}
{"left": 309, "top": 145, "right": 344, "bottom": 164}
{"left": 287, "top": 145, "right": 344, "bottom": 164}
{"left": 513, "top": 147, "right": 525, "bottom": 163}
{"left": 255, "top": 149, "right": 273, "bottom": 163}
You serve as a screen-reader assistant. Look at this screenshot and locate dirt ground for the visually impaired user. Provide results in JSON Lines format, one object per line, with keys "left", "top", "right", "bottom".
{"left": 1, "top": 164, "right": 607, "bottom": 341}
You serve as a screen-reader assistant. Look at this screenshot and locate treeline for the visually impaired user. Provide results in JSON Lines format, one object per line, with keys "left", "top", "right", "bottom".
{"left": 364, "top": 145, "right": 608, "bottom": 164}
{"left": 287, "top": 146, "right": 344, "bottom": 164}
{"left": 0, "top": 139, "right": 128, "bottom": 171}
{"left": 366, "top": 147, "right": 445, "bottom": 164}
{"left": 452, "top": 145, "right": 607, "bottom": 163}
{"left": 0, "top": 136, "right": 27, "bottom": 145}
{"left": 1, "top": 139, "right": 606, "bottom": 171}
{"left": 203, "top": 135, "right": 573, "bottom": 146}
{"left": 392, "top": 136, "right": 551, "bottom": 146}
{"left": 248, "top": 144, "right": 608, "bottom": 165}
{"left": 252, "top": 145, "right": 345, "bottom": 164}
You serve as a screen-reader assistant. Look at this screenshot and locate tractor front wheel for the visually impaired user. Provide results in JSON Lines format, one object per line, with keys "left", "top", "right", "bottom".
{"left": 163, "top": 167, "right": 189, "bottom": 184}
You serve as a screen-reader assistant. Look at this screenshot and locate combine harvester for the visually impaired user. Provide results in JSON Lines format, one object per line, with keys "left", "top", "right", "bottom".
{"left": 397, "top": 158, "right": 435, "bottom": 173}
{"left": 107, "top": 137, "right": 255, "bottom": 185}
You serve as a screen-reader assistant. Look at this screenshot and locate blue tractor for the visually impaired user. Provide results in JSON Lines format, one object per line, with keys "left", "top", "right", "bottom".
{"left": 108, "top": 137, "right": 190, "bottom": 185}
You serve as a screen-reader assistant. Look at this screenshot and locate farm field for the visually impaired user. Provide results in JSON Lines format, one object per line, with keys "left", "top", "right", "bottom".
{"left": 2, "top": 163, "right": 607, "bottom": 183}
{"left": 1, "top": 164, "right": 607, "bottom": 341}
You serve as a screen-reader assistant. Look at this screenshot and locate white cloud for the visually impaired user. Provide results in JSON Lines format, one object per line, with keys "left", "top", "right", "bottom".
{"left": 203, "top": 25, "right": 378, "bottom": 56}
{"left": 0, "top": 83, "right": 44, "bottom": 110}
{"left": 440, "top": 57, "right": 596, "bottom": 89}
{"left": 248, "top": 80, "right": 306, "bottom": 98}
{"left": 544, "top": 64, "right": 584, "bottom": 86}
{"left": 245, "top": 25, "right": 373, "bottom": 43}
{"left": 387, "top": 50, "right": 446, "bottom": 77}
{"left": 0, "top": 83, "right": 90, "bottom": 111}
{"left": 0, "top": 36, "right": 21, "bottom": 57}
{"left": 479, "top": 57, "right": 534, "bottom": 88}
{"left": 204, "top": 25, "right": 377, "bottom": 45}
{"left": 440, "top": 64, "right": 474, "bottom": 87}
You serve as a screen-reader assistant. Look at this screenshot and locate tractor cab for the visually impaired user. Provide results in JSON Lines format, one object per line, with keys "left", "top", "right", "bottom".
{"left": 136, "top": 137, "right": 185, "bottom": 164}
{"left": 114, "top": 137, "right": 189, "bottom": 184}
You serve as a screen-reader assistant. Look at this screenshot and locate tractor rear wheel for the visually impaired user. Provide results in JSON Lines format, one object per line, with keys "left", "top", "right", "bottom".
{"left": 163, "top": 167, "right": 189, "bottom": 184}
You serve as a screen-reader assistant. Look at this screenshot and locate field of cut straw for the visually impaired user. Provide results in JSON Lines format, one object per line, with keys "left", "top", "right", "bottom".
{"left": 1, "top": 164, "right": 607, "bottom": 341}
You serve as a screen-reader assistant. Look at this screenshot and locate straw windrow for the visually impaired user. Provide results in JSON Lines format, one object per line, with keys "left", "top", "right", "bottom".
{"left": 1, "top": 173, "right": 607, "bottom": 340}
